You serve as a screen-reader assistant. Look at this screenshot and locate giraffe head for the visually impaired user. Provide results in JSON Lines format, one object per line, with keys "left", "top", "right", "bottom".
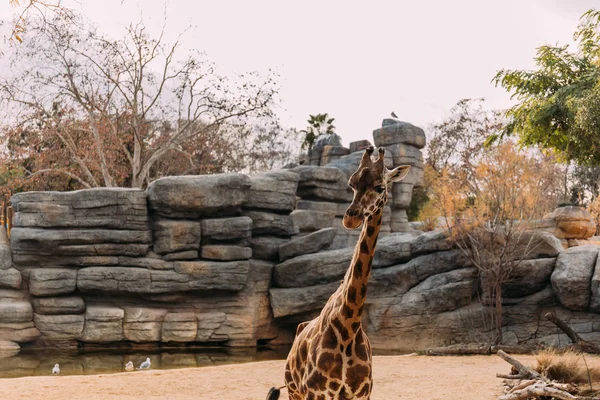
{"left": 343, "top": 146, "right": 411, "bottom": 229}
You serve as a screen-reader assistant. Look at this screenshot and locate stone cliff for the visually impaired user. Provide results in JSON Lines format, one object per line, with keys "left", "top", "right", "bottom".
{"left": 2, "top": 119, "right": 600, "bottom": 354}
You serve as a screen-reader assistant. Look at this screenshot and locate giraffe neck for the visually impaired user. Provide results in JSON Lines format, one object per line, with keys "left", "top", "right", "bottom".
{"left": 340, "top": 207, "right": 383, "bottom": 321}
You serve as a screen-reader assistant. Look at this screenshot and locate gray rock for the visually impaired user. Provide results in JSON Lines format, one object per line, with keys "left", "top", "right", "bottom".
{"left": 196, "top": 312, "right": 227, "bottom": 342}
{"left": 201, "top": 245, "right": 252, "bottom": 261}
{"left": 589, "top": 253, "right": 600, "bottom": 313}
{"left": 370, "top": 250, "right": 470, "bottom": 297}
{"left": 174, "top": 260, "right": 250, "bottom": 291}
{"left": 162, "top": 312, "right": 198, "bottom": 342}
{"left": 279, "top": 228, "right": 337, "bottom": 261}
{"left": 201, "top": 217, "right": 252, "bottom": 242}
{"left": 31, "top": 296, "right": 85, "bottom": 315}
{"left": 163, "top": 250, "right": 198, "bottom": 261}
{"left": 244, "top": 170, "right": 299, "bottom": 212}
{"left": 147, "top": 173, "right": 251, "bottom": 218}
{"left": 390, "top": 209, "right": 410, "bottom": 232}
{"left": 391, "top": 183, "right": 415, "bottom": 209}
{"left": 152, "top": 219, "right": 201, "bottom": 254}
{"left": 391, "top": 268, "right": 478, "bottom": 315}
{"left": 34, "top": 314, "right": 84, "bottom": 339}
{"left": 502, "top": 258, "right": 556, "bottom": 298}
{"left": 349, "top": 140, "right": 372, "bottom": 153}
{"left": 516, "top": 231, "right": 564, "bottom": 260}
{"left": 373, "top": 121, "right": 426, "bottom": 149}
{"left": 123, "top": 307, "right": 167, "bottom": 342}
{"left": 274, "top": 247, "right": 354, "bottom": 288}
{"left": 82, "top": 306, "right": 124, "bottom": 342}
{"left": 0, "top": 268, "right": 21, "bottom": 289}
{"left": 290, "top": 210, "right": 334, "bottom": 232}
{"left": 118, "top": 256, "right": 173, "bottom": 270}
{"left": 384, "top": 143, "right": 425, "bottom": 167}
{"left": 320, "top": 145, "right": 350, "bottom": 165}
{"left": 552, "top": 245, "right": 599, "bottom": 310}
{"left": 373, "top": 234, "right": 412, "bottom": 268}
{"left": 295, "top": 200, "right": 342, "bottom": 216}
{"left": 10, "top": 228, "right": 151, "bottom": 257}
{"left": 149, "top": 270, "right": 190, "bottom": 293}
{"left": 77, "top": 267, "right": 151, "bottom": 294}
{"left": 243, "top": 210, "right": 298, "bottom": 237}
{"left": 29, "top": 268, "right": 77, "bottom": 296}
{"left": 270, "top": 281, "right": 340, "bottom": 318}
{"left": 0, "top": 227, "right": 11, "bottom": 270}
{"left": 0, "top": 322, "right": 40, "bottom": 343}
{"left": 289, "top": 166, "right": 345, "bottom": 183}
{"left": 412, "top": 230, "right": 453, "bottom": 256}
{"left": 0, "top": 301, "right": 33, "bottom": 323}
{"left": 248, "top": 236, "right": 290, "bottom": 261}
{"left": 11, "top": 188, "right": 148, "bottom": 230}
{"left": 296, "top": 186, "right": 353, "bottom": 203}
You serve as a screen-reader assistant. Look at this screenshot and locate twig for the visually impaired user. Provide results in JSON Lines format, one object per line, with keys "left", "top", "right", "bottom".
{"left": 496, "top": 350, "right": 549, "bottom": 382}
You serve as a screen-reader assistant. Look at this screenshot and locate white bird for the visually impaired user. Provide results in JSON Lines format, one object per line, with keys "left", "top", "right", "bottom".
{"left": 137, "top": 357, "right": 151, "bottom": 370}
{"left": 125, "top": 361, "right": 134, "bottom": 372}
{"left": 52, "top": 364, "right": 60, "bottom": 374}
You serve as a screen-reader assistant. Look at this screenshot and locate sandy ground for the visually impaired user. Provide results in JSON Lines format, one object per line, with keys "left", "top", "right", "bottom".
{"left": 0, "top": 354, "right": 591, "bottom": 400}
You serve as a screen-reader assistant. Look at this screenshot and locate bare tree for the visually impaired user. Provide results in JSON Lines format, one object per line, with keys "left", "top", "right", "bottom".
{"left": 0, "top": 12, "right": 294, "bottom": 189}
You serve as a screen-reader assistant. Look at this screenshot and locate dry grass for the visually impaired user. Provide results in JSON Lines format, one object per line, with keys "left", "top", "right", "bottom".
{"left": 534, "top": 348, "right": 600, "bottom": 395}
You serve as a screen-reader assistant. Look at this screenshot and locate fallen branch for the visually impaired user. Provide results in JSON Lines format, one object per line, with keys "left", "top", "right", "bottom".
{"left": 496, "top": 350, "right": 549, "bottom": 383}
{"left": 498, "top": 383, "right": 577, "bottom": 400}
{"left": 545, "top": 312, "right": 600, "bottom": 354}
{"left": 497, "top": 373, "right": 527, "bottom": 380}
{"left": 423, "top": 343, "right": 491, "bottom": 355}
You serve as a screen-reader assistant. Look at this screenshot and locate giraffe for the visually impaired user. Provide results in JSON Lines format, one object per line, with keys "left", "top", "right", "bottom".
{"left": 267, "top": 146, "right": 411, "bottom": 400}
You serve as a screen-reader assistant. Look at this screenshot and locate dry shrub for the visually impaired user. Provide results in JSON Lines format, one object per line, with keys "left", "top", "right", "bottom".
{"left": 588, "top": 195, "right": 600, "bottom": 236}
{"left": 534, "top": 348, "right": 600, "bottom": 394}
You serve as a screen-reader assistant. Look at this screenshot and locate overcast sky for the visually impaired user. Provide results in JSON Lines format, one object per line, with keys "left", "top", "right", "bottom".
{"left": 1, "top": 0, "right": 598, "bottom": 146}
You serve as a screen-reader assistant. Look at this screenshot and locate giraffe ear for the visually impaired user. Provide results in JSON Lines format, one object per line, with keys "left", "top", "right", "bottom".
{"left": 385, "top": 165, "right": 411, "bottom": 183}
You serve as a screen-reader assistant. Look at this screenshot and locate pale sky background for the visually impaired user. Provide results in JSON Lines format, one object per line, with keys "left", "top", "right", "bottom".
{"left": 1, "top": 0, "right": 599, "bottom": 146}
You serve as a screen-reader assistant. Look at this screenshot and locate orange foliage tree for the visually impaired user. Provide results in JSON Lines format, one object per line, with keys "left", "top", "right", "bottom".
{"left": 0, "top": 12, "right": 298, "bottom": 192}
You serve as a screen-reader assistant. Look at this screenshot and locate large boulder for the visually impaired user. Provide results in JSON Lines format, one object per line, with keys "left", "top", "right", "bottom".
{"left": 412, "top": 230, "right": 453, "bottom": 256}
{"left": 174, "top": 261, "right": 250, "bottom": 291}
{"left": 201, "top": 217, "right": 252, "bottom": 242}
{"left": 31, "top": 296, "right": 85, "bottom": 315}
{"left": 0, "top": 268, "right": 21, "bottom": 289}
{"left": 147, "top": 174, "right": 252, "bottom": 218}
{"left": 0, "top": 322, "right": 40, "bottom": 343}
{"left": 29, "top": 268, "right": 77, "bottom": 296}
{"left": 196, "top": 312, "right": 227, "bottom": 342}
{"left": 544, "top": 206, "right": 597, "bottom": 240}
{"left": 502, "top": 258, "right": 556, "bottom": 298}
{"left": 373, "top": 234, "right": 412, "bottom": 268}
{"left": 10, "top": 188, "right": 148, "bottom": 230}
{"left": 290, "top": 166, "right": 353, "bottom": 203}
{"left": 33, "top": 314, "right": 84, "bottom": 339}
{"left": 552, "top": 245, "right": 599, "bottom": 310}
{"left": 273, "top": 247, "right": 354, "bottom": 288}
{"left": 290, "top": 210, "right": 335, "bottom": 232}
{"left": 391, "top": 183, "right": 415, "bottom": 209}
{"left": 10, "top": 228, "right": 151, "bottom": 258}
{"left": 244, "top": 170, "right": 299, "bottom": 212}
{"left": 201, "top": 245, "right": 252, "bottom": 261}
{"left": 152, "top": 219, "right": 201, "bottom": 255}
{"left": 77, "top": 267, "right": 151, "bottom": 294}
{"left": 248, "top": 236, "right": 289, "bottom": 261}
{"left": 0, "top": 301, "right": 33, "bottom": 323}
{"left": 278, "top": 228, "right": 336, "bottom": 261}
{"left": 384, "top": 143, "right": 424, "bottom": 167}
{"left": 295, "top": 200, "right": 342, "bottom": 216}
{"left": 82, "top": 306, "right": 124, "bottom": 342}
{"left": 242, "top": 211, "right": 298, "bottom": 237}
{"left": 270, "top": 281, "right": 339, "bottom": 318}
{"left": 123, "top": 307, "right": 167, "bottom": 342}
{"left": 372, "top": 120, "right": 426, "bottom": 149}
{"left": 161, "top": 312, "right": 197, "bottom": 342}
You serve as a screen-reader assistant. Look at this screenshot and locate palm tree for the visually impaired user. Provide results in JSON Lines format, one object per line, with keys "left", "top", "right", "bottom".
{"left": 300, "top": 113, "right": 338, "bottom": 151}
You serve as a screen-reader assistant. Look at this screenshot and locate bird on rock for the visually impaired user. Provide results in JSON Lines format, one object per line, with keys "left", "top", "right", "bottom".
{"left": 391, "top": 111, "right": 398, "bottom": 118}
{"left": 52, "top": 364, "right": 60, "bottom": 374}
{"left": 138, "top": 357, "right": 151, "bottom": 370}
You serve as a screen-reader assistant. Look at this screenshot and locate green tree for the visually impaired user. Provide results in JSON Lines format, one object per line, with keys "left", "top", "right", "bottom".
{"left": 493, "top": 9, "right": 600, "bottom": 166}
{"left": 300, "top": 113, "right": 337, "bottom": 151}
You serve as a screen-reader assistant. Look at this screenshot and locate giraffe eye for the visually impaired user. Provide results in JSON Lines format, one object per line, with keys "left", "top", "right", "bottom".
{"left": 374, "top": 186, "right": 385, "bottom": 193}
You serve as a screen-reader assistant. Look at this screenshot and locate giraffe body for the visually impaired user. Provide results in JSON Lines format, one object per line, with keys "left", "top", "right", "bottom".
{"left": 280, "top": 147, "right": 410, "bottom": 400}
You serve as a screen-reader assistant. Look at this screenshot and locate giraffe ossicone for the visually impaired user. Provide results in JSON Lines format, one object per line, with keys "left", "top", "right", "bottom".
{"left": 268, "top": 146, "right": 411, "bottom": 400}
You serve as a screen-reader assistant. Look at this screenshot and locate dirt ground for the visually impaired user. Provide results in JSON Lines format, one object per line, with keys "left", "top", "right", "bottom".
{"left": 0, "top": 354, "right": 587, "bottom": 400}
